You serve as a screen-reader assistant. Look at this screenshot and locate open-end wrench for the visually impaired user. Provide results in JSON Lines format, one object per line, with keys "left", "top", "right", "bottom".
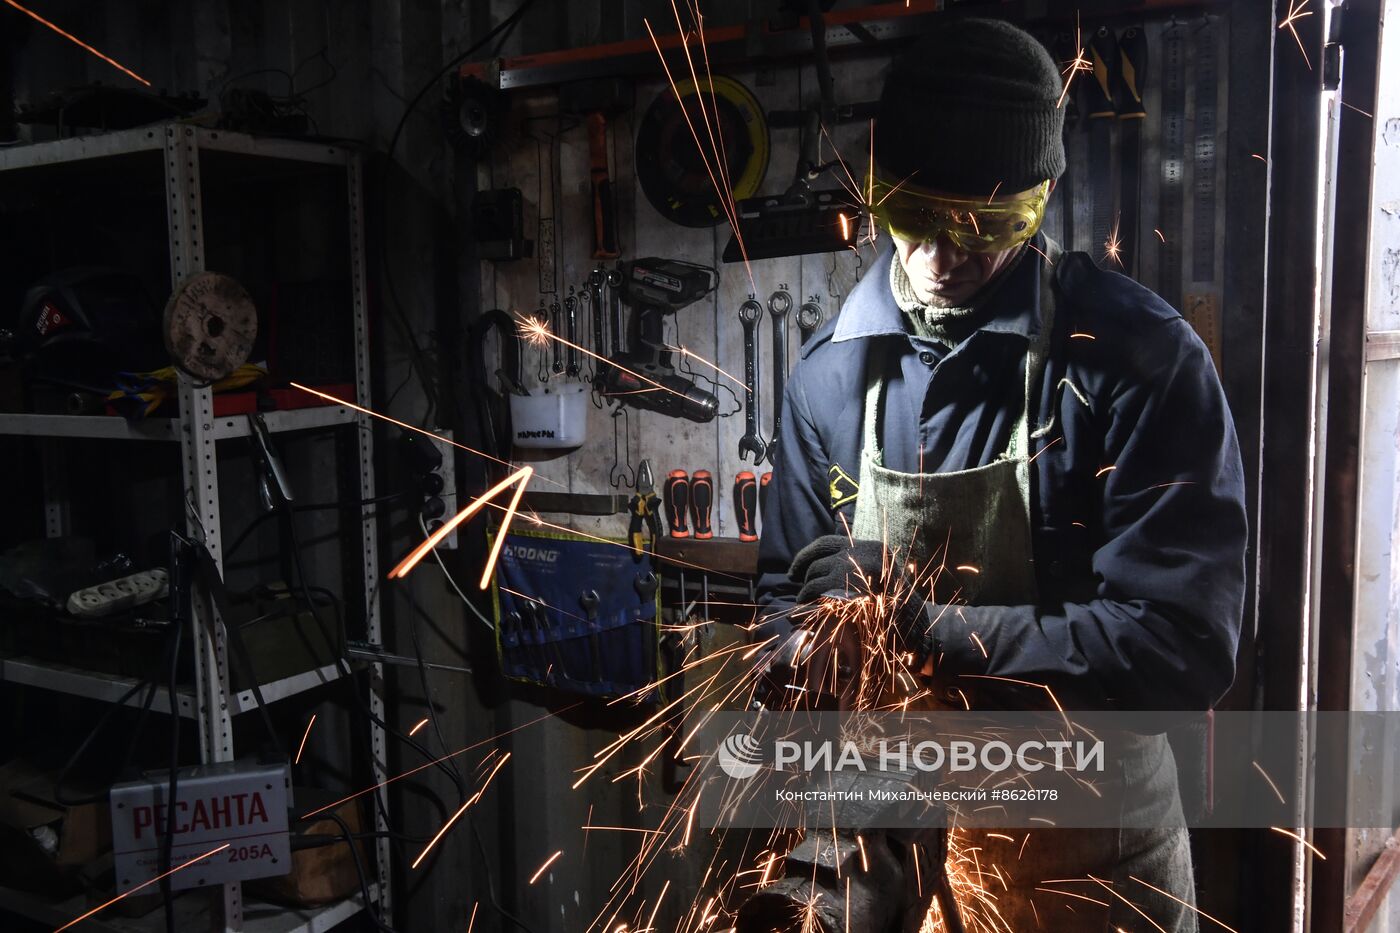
{"left": 766, "top": 287, "right": 792, "bottom": 462}
{"left": 737, "top": 297, "right": 766, "bottom": 463}
{"left": 797, "top": 295, "right": 825, "bottom": 346}
{"left": 564, "top": 288, "right": 580, "bottom": 378}
{"left": 580, "top": 589, "right": 602, "bottom": 685}
{"left": 549, "top": 299, "right": 564, "bottom": 375}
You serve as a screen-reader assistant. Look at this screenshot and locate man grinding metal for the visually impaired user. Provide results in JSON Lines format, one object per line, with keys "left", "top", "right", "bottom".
{"left": 754, "top": 17, "right": 1247, "bottom": 932}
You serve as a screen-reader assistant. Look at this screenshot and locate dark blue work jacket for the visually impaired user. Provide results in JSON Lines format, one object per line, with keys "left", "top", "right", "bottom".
{"left": 755, "top": 238, "right": 1248, "bottom": 711}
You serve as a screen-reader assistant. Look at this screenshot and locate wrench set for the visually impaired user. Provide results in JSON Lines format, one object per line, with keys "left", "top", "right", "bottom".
{"left": 735, "top": 287, "right": 825, "bottom": 465}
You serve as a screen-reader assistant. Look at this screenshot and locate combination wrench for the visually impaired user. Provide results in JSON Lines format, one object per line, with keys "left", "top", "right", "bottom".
{"left": 605, "top": 267, "right": 624, "bottom": 356}
{"left": 550, "top": 299, "right": 564, "bottom": 375}
{"left": 564, "top": 287, "right": 580, "bottom": 378}
{"left": 737, "top": 297, "right": 766, "bottom": 463}
{"left": 588, "top": 267, "right": 605, "bottom": 381}
{"left": 766, "top": 287, "right": 792, "bottom": 462}
{"left": 797, "top": 295, "right": 825, "bottom": 346}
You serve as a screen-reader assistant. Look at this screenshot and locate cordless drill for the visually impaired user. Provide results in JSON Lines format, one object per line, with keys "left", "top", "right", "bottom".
{"left": 599, "top": 258, "right": 720, "bottom": 423}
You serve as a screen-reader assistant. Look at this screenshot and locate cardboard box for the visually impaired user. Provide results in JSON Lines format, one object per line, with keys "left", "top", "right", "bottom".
{"left": 0, "top": 759, "right": 111, "bottom": 896}
{"left": 247, "top": 790, "right": 366, "bottom": 907}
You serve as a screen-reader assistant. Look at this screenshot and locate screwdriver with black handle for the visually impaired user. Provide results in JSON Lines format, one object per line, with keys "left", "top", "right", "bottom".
{"left": 690, "top": 471, "right": 714, "bottom": 539}
{"left": 734, "top": 472, "right": 758, "bottom": 542}
{"left": 664, "top": 470, "right": 691, "bottom": 538}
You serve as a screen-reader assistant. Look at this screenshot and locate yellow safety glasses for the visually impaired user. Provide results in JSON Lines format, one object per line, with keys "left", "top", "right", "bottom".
{"left": 867, "top": 173, "right": 1050, "bottom": 253}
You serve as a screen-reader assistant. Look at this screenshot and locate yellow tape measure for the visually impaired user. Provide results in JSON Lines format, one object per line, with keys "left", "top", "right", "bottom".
{"left": 1185, "top": 292, "right": 1223, "bottom": 376}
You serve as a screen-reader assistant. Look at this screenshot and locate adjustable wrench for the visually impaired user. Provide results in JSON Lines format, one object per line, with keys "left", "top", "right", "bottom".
{"left": 564, "top": 288, "right": 580, "bottom": 378}
{"left": 766, "top": 287, "right": 792, "bottom": 462}
{"left": 737, "top": 297, "right": 766, "bottom": 463}
{"left": 549, "top": 299, "right": 564, "bottom": 375}
{"left": 797, "top": 295, "right": 825, "bottom": 346}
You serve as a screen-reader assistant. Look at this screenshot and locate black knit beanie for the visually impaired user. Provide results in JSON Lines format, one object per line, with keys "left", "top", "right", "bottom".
{"left": 875, "top": 17, "right": 1065, "bottom": 196}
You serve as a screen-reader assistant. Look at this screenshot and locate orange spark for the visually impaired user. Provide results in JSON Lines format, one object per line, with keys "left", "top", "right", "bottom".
{"left": 467, "top": 902, "right": 479, "bottom": 933}
{"left": 2, "top": 0, "right": 151, "bottom": 86}
{"left": 1154, "top": 228, "right": 1166, "bottom": 243}
{"left": 520, "top": 317, "right": 725, "bottom": 404}
{"left": 1252, "top": 153, "right": 1268, "bottom": 163}
{"left": 289, "top": 382, "right": 561, "bottom": 487}
{"left": 1271, "top": 826, "right": 1326, "bottom": 859}
{"left": 644, "top": 15, "right": 754, "bottom": 289}
{"left": 294, "top": 714, "right": 316, "bottom": 764}
{"left": 676, "top": 345, "right": 749, "bottom": 391}
{"left": 1103, "top": 214, "right": 1124, "bottom": 267}
{"left": 409, "top": 717, "right": 429, "bottom": 737}
{"left": 1028, "top": 436, "right": 1064, "bottom": 465}
{"left": 1088, "top": 875, "right": 1171, "bottom": 933}
{"left": 1252, "top": 761, "right": 1286, "bottom": 805}
{"left": 1130, "top": 875, "right": 1241, "bottom": 932}
{"left": 1034, "top": 886, "right": 1112, "bottom": 909}
{"left": 1340, "top": 99, "right": 1373, "bottom": 119}
{"left": 1070, "top": 332, "right": 1097, "bottom": 340}
{"left": 1095, "top": 465, "right": 1117, "bottom": 478}
{"left": 530, "top": 849, "right": 565, "bottom": 884}
{"left": 411, "top": 752, "right": 511, "bottom": 868}
{"left": 970, "top": 632, "right": 989, "bottom": 658}
{"left": 954, "top": 564, "right": 980, "bottom": 574}
{"left": 1057, "top": 14, "right": 1093, "bottom": 109}
{"left": 54, "top": 844, "right": 229, "bottom": 931}
{"left": 300, "top": 704, "right": 575, "bottom": 820}
{"left": 388, "top": 466, "right": 532, "bottom": 586}
{"left": 839, "top": 212, "right": 851, "bottom": 242}
{"left": 1278, "top": 0, "right": 1313, "bottom": 71}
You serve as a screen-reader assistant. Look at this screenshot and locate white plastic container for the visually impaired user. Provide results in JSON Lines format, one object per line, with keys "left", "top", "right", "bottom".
{"left": 509, "top": 385, "right": 588, "bottom": 448}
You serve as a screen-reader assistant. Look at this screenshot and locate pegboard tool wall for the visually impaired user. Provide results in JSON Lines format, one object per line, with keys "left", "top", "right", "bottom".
{"left": 474, "top": 13, "right": 1231, "bottom": 545}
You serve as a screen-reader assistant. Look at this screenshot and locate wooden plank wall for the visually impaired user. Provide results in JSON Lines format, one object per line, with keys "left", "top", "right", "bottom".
{"left": 478, "top": 58, "right": 884, "bottom": 544}
{"left": 475, "top": 47, "right": 888, "bottom": 929}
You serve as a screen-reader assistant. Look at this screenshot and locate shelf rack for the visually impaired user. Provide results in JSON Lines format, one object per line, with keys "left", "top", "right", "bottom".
{"left": 0, "top": 124, "right": 390, "bottom": 933}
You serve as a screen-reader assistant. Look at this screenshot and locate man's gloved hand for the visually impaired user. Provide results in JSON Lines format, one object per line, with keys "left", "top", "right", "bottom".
{"left": 789, "top": 534, "right": 887, "bottom": 603}
{"left": 787, "top": 534, "right": 933, "bottom": 648}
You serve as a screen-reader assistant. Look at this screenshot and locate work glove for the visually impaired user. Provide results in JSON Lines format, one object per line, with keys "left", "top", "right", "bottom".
{"left": 787, "top": 534, "right": 933, "bottom": 647}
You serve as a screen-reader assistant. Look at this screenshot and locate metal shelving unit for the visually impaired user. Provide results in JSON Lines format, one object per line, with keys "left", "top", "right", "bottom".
{"left": 0, "top": 124, "right": 391, "bottom": 933}
{"left": 0, "top": 883, "right": 380, "bottom": 933}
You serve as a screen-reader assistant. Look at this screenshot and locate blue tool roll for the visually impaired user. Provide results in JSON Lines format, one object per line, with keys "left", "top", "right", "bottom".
{"left": 489, "top": 527, "right": 662, "bottom": 700}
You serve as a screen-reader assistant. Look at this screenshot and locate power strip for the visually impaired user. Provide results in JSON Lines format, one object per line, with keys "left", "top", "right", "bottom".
{"left": 431, "top": 429, "right": 458, "bottom": 550}
{"left": 67, "top": 568, "right": 170, "bottom": 618}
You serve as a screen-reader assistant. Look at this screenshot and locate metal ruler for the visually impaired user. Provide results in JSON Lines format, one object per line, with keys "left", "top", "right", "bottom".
{"left": 1191, "top": 19, "right": 1219, "bottom": 286}
{"left": 1185, "top": 292, "right": 1223, "bottom": 375}
{"left": 1158, "top": 22, "right": 1186, "bottom": 311}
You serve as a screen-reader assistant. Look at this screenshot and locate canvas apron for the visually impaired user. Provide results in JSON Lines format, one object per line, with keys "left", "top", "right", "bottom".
{"left": 850, "top": 244, "right": 1198, "bottom": 931}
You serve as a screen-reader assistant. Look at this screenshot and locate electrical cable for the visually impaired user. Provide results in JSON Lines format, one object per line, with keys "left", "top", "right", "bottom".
{"left": 418, "top": 514, "right": 494, "bottom": 632}
{"left": 378, "top": 0, "right": 538, "bottom": 426}
{"left": 325, "top": 810, "right": 398, "bottom": 933}
{"left": 470, "top": 814, "right": 539, "bottom": 933}
{"left": 224, "top": 490, "right": 408, "bottom": 562}
{"left": 160, "top": 590, "right": 184, "bottom": 933}
{"left": 398, "top": 584, "right": 467, "bottom": 798}
{"left": 52, "top": 676, "right": 152, "bottom": 805}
